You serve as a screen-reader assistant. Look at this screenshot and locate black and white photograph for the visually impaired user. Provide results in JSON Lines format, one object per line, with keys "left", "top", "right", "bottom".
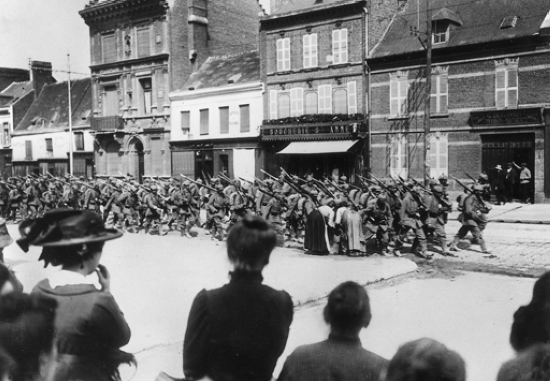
{"left": 0, "top": 0, "right": 549, "bottom": 380}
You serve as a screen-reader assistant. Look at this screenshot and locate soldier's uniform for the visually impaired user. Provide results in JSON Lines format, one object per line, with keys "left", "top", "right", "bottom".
{"left": 394, "top": 183, "right": 430, "bottom": 258}
{"left": 26, "top": 183, "right": 42, "bottom": 219}
{"left": 206, "top": 181, "right": 229, "bottom": 241}
{"left": 362, "top": 194, "right": 393, "bottom": 256}
{"left": 421, "top": 185, "right": 452, "bottom": 256}
{"left": 143, "top": 186, "right": 167, "bottom": 235}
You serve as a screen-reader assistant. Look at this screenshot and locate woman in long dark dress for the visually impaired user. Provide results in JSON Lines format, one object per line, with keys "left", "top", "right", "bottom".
{"left": 183, "top": 215, "right": 294, "bottom": 381}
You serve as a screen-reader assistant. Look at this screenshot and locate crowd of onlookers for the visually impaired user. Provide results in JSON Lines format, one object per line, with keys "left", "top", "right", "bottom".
{"left": 0, "top": 210, "right": 547, "bottom": 381}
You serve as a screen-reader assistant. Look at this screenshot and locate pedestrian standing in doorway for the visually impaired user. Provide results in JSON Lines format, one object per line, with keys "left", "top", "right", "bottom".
{"left": 492, "top": 165, "right": 506, "bottom": 205}
{"left": 513, "top": 162, "right": 532, "bottom": 204}
{"left": 505, "top": 162, "right": 517, "bottom": 202}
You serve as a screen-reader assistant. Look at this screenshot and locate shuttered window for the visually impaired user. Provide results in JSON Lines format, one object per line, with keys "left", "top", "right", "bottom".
{"left": 390, "top": 74, "right": 408, "bottom": 117}
{"left": 269, "top": 90, "right": 278, "bottom": 119}
{"left": 318, "top": 85, "right": 332, "bottom": 114}
{"left": 278, "top": 93, "right": 290, "bottom": 118}
{"left": 390, "top": 135, "right": 408, "bottom": 178}
{"left": 332, "top": 29, "right": 348, "bottom": 64}
{"left": 200, "top": 109, "right": 209, "bottom": 135}
{"left": 219, "top": 107, "right": 229, "bottom": 134}
{"left": 2, "top": 123, "right": 9, "bottom": 147}
{"left": 347, "top": 81, "right": 357, "bottom": 114}
{"left": 102, "top": 33, "right": 116, "bottom": 63}
{"left": 496, "top": 66, "right": 518, "bottom": 109}
{"left": 45, "top": 138, "right": 53, "bottom": 152}
{"left": 137, "top": 27, "right": 150, "bottom": 58}
{"left": 429, "top": 133, "right": 448, "bottom": 178}
{"left": 303, "top": 33, "right": 318, "bottom": 68}
{"left": 333, "top": 89, "right": 347, "bottom": 114}
{"left": 25, "top": 140, "right": 33, "bottom": 161}
{"left": 240, "top": 105, "right": 250, "bottom": 132}
{"left": 172, "top": 151, "right": 195, "bottom": 177}
{"left": 431, "top": 74, "right": 448, "bottom": 115}
{"left": 181, "top": 111, "right": 190, "bottom": 133}
{"left": 276, "top": 38, "right": 290, "bottom": 72}
{"left": 74, "top": 132, "right": 84, "bottom": 151}
{"left": 290, "top": 88, "right": 304, "bottom": 117}
{"left": 305, "top": 92, "right": 318, "bottom": 114}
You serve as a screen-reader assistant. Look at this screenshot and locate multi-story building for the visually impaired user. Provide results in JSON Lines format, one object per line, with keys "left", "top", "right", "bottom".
{"left": 11, "top": 78, "right": 94, "bottom": 178}
{"left": 170, "top": 51, "right": 262, "bottom": 180}
{"left": 0, "top": 67, "right": 29, "bottom": 93}
{"left": 259, "top": 0, "right": 397, "bottom": 180}
{"left": 0, "top": 62, "right": 55, "bottom": 179}
{"left": 368, "top": 0, "right": 550, "bottom": 202}
{"left": 79, "top": 0, "right": 262, "bottom": 181}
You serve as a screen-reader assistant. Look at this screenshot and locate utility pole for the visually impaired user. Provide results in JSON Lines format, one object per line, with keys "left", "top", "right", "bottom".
{"left": 67, "top": 54, "right": 74, "bottom": 177}
{"left": 424, "top": 0, "right": 432, "bottom": 185}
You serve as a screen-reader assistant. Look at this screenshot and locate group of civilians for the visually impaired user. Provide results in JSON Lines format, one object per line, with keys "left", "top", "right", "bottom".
{"left": 492, "top": 162, "right": 533, "bottom": 205}
{"left": 0, "top": 211, "right": 547, "bottom": 381}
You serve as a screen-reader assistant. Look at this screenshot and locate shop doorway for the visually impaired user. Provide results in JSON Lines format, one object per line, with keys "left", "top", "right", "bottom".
{"left": 195, "top": 150, "right": 214, "bottom": 180}
{"left": 481, "top": 133, "right": 534, "bottom": 201}
{"left": 128, "top": 138, "right": 144, "bottom": 183}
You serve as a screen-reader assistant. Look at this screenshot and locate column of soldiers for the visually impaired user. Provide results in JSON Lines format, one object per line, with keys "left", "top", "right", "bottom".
{"left": 0, "top": 170, "right": 491, "bottom": 256}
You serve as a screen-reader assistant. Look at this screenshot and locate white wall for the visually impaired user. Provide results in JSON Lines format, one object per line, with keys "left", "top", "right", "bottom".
{"left": 170, "top": 83, "right": 263, "bottom": 142}
{"left": 12, "top": 129, "right": 94, "bottom": 161}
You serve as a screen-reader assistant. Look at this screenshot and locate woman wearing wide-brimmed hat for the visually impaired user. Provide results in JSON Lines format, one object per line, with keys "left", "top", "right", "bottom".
{"left": 17, "top": 209, "right": 133, "bottom": 381}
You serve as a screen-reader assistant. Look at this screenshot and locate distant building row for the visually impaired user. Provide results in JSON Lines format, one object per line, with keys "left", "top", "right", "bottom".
{"left": 3, "top": 0, "right": 550, "bottom": 201}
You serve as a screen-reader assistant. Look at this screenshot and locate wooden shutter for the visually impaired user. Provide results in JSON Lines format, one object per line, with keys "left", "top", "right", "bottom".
{"left": 102, "top": 33, "right": 116, "bottom": 63}
{"left": 332, "top": 30, "right": 340, "bottom": 63}
{"left": 290, "top": 88, "right": 303, "bottom": 117}
{"left": 240, "top": 105, "right": 250, "bottom": 132}
{"left": 439, "top": 75, "right": 448, "bottom": 114}
{"left": 305, "top": 92, "right": 318, "bottom": 114}
{"left": 269, "top": 90, "right": 278, "bottom": 119}
{"left": 340, "top": 29, "right": 348, "bottom": 63}
{"left": 399, "top": 79, "right": 408, "bottom": 116}
{"left": 507, "top": 69, "right": 518, "bottom": 108}
{"left": 347, "top": 81, "right": 357, "bottom": 114}
{"left": 311, "top": 34, "right": 318, "bottom": 67}
{"left": 278, "top": 93, "right": 290, "bottom": 118}
{"left": 283, "top": 38, "right": 290, "bottom": 70}
{"left": 318, "top": 85, "right": 332, "bottom": 114}
{"left": 219, "top": 107, "right": 229, "bottom": 134}
{"left": 137, "top": 27, "right": 150, "bottom": 58}
{"left": 303, "top": 35, "right": 310, "bottom": 68}
{"left": 25, "top": 140, "right": 32, "bottom": 161}
{"left": 276, "top": 39, "right": 284, "bottom": 71}
{"left": 181, "top": 111, "right": 190, "bottom": 132}
{"left": 430, "top": 77, "right": 438, "bottom": 113}
{"left": 74, "top": 132, "right": 84, "bottom": 151}
{"left": 333, "top": 89, "right": 347, "bottom": 114}
{"left": 200, "top": 109, "right": 209, "bottom": 135}
{"left": 495, "top": 70, "right": 506, "bottom": 109}
{"left": 172, "top": 151, "right": 195, "bottom": 177}
{"left": 390, "top": 78, "right": 399, "bottom": 116}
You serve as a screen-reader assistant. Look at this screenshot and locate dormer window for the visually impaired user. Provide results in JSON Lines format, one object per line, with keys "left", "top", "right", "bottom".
{"left": 500, "top": 16, "right": 518, "bottom": 29}
{"left": 432, "top": 21, "right": 450, "bottom": 44}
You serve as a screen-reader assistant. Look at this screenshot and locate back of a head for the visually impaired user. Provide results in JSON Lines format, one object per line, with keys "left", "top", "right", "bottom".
{"left": 498, "top": 343, "right": 550, "bottom": 381}
{"left": 323, "top": 281, "right": 371, "bottom": 331}
{"left": 0, "top": 293, "right": 57, "bottom": 381}
{"left": 386, "top": 338, "right": 466, "bottom": 381}
{"left": 226, "top": 215, "right": 277, "bottom": 272}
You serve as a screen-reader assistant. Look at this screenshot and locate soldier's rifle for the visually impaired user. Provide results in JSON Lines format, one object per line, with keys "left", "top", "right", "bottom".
{"left": 180, "top": 174, "right": 216, "bottom": 193}
{"left": 255, "top": 187, "right": 288, "bottom": 207}
{"left": 254, "top": 176, "right": 268, "bottom": 188}
{"left": 260, "top": 169, "right": 279, "bottom": 182}
{"left": 451, "top": 175, "right": 492, "bottom": 212}
{"left": 312, "top": 178, "right": 335, "bottom": 198}
{"left": 0, "top": 181, "right": 15, "bottom": 190}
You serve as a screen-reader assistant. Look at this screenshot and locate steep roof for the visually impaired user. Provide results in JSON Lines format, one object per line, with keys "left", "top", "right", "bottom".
{"left": 182, "top": 51, "right": 260, "bottom": 91}
{"left": 270, "top": 0, "right": 359, "bottom": 16}
{"left": 0, "top": 81, "right": 33, "bottom": 108}
{"left": 15, "top": 78, "right": 92, "bottom": 133}
{"left": 370, "top": 0, "right": 550, "bottom": 59}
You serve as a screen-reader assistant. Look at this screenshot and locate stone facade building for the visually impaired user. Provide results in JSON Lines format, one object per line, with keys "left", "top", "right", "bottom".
{"left": 79, "top": 0, "right": 262, "bottom": 181}
{"left": 368, "top": 0, "right": 550, "bottom": 202}
{"left": 259, "top": 0, "right": 397, "bottom": 180}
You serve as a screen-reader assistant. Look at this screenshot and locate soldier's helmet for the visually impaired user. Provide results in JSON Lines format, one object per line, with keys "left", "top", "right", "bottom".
{"left": 339, "top": 175, "right": 348, "bottom": 183}
{"left": 376, "top": 193, "right": 387, "bottom": 205}
{"left": 195, "top": 178, "right": 203, "bottom": 184}
{"left": 48, "top": 183, "right": 56, "bottom": 191}
{"left": 371, "top": 185, "right": 382, "bottom": 195}
{"left": 150, "top": 185, "right": 158, "bottom": 192}
{"left": 432, "top": 185, "right": 444, "bottom": 194}
{"left": 387, "top": 181, "right": 397, "bottom": 192}
{"left": 478, "top": 173, "right": 489, "bottom": 181}
{"left": 473, "top": 184, "right": 484, "bottom": 192}
{"left": 428, "top": 178, "right": 439, "bottom": 188}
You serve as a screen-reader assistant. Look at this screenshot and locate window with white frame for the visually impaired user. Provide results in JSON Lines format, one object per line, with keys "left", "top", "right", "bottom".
{"left": 318, "top": 85, "right": 332, "bottom": 114}
{"left": 430, "top": 70, "right": 448, "bottom": 115}
{"left": 332, "top": 29, "right": 348, "bottom": 64}
{"left": 429, "top": 133, "right": 448, "bottom": 178}
{"left": 432, "top": 21, "right": 450, "bottom": 44}
{"left": 290, "top": 88, "right": 304, "bottom": 117}
{"left": 200, "top": 109, "right": 209, "bottom": 135}
{"left": 181, "top": 111, "right": 190, "bottom": 134}
{"left": 390, "top": 72, "right": 408, "bottom": 117}
{"left": 305, "top": 92, "right": 318, "bottom": 114}
{"left": 2, "top": 123, "right": 9, "bottom": 147}
{"left": 390, "top": 134, "right": 408, "bottom": 178}
{"left": 278, "top": 93, "right": 291, "bottom": 118}
{"left": 495, "top": 59, "right": 518, "bottom": 109}
{"left": 333, "top": 89, "right": 347, "bottom": 114}
{"left": 276, "top": 38, "right": 290, "bottom": 72}
{"left": 347, "top": 81, "right": 357, "bottom": 114}
{"left": 303, "top": 33, "right": 318, "bottom": 68}
{"left": 269, "top": 90, "right": 278, "bottom": 119}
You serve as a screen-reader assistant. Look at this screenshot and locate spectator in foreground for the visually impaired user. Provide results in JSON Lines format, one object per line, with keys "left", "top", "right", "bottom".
{"left": 278, "top": 281, "right": 387, "bottom": 381}
{"left": 17, "top": 209, "right": 133, "bottom": 381}
{"left": 183, "top": 215, "right": 293, "bottom": 381}
{"left": 498, "top": 271, "right": 550, "bottom": 381}
{"left": 385, "top": 338, "right": 466, "bottom": 381}
{"left": 0, "top": 293, "right": 58, "bottom": 381}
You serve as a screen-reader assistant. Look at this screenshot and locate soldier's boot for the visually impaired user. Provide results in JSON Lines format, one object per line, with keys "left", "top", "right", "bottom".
{"left": 449, "top": 237, "right": 461, "bottom": 252}
{"left": 440, "top": 239, "right": 450, "bottom": 256}
{"left": 159, "top": 223, "right": 168, "bottom": 236}
{"left": 410, "top": 237, "right": 419, "bottom": 254}
{"left": 479, "top": 238, "right": 491, "bottom": 254}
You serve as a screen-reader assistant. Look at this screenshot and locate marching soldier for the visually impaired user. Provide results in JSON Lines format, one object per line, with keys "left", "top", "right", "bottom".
{"left": 362, "top": 193, "right": 393, "bottom": 256}
{"left": 26, "top": 180, "right": 42, "bottom": 219}
{"left": 422, "top": 185, "right": 452, "bottom": 256}
{"left": 394, "top": 182, "right": 430, "bottom": 259}
{"left": 142, "top": 185, "right": 167, "bottom": 236}
{"left": 206, "top": 179, "right": 229, "bottom": 241}
{"left": 41, "top": 183, "right": 58, "bottom": 214}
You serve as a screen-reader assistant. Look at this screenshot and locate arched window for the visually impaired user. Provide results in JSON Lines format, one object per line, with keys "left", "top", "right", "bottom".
{"left": 304, "top": 92, "right": 318, "bottom": 114}
{"left": 333, "top": 89, "right": 347, "bottom": 114}
{"left": 278, "top": 93, "right": 290, "bottom": 118}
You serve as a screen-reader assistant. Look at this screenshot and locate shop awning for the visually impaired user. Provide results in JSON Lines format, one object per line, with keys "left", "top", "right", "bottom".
{"left": 277, "top": 140, "right": 360, "bottom": 155}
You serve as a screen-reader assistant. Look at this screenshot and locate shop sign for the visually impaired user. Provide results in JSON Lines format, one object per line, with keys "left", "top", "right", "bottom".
{"left": 471, "top": 108, "right": 543, "bottom": 127}
{"left": 262, "top": 122, "right": 359, "bottom": 137}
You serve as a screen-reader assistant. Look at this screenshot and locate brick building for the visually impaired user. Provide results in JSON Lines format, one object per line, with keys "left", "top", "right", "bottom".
{"left": 259, "top": 0, "right": 397, "bottom": 180}
{"left": 11, "top": 78, "right": 94, "bottom": 178}
{"left": 0, "top": 62, "right": 55, "bottom": 179}
{"left": 368, "top": 0, "right": 550, "bottom": 202}
{"left": 170, "top": 51, "right": 263, "bottom": 180}
{"left": 79, "top": 0, "right": 262, "bottom": 182}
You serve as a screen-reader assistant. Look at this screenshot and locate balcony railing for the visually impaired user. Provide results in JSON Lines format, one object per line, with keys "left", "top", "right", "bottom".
{"left": 90, "top": 116, "right": 125, "bottom": 133}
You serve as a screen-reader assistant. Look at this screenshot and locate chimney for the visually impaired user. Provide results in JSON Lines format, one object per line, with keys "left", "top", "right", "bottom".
{"left": 30, "top": 61, "right": 53, "bottom": 99}
{"left": 188, "top": 0, "right": 210, "bottom": 73}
